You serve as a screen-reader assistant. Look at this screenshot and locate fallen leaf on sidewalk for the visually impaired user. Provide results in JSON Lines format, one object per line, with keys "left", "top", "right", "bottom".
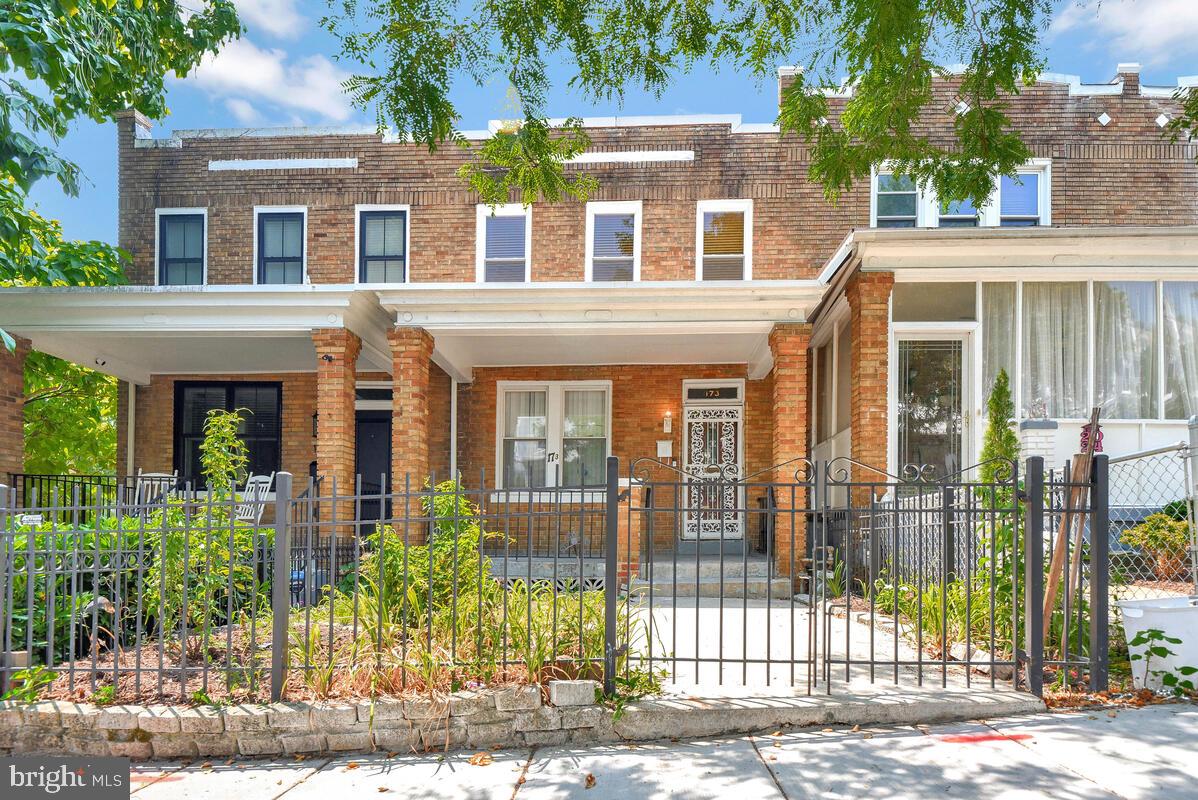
{"left": 469, "top": 752, "right": 494, "bottom": 766}
{"left": 377, "top": 788, "right": 390, "bottom": 793}
{"left": 850, "top": 724, "right": 860, "bottom": 732}
{"left": 200, "top": 762, "right": 212, "bottom": 770}
{"left": 862, "top": 733, "right": 873, "bottom": 740}
{"left": 585, "top": 774, "right": 596, "bottom": 789}
{"left": 346, "top": 762, "right": 360, "bottom": 770}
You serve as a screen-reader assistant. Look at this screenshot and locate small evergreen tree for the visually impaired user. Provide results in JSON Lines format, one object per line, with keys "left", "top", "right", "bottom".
{"left": 980, "top": 369, "right": 1020, "bottom": 485}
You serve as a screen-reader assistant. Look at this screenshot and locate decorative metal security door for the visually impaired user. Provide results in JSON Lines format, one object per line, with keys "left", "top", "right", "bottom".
{"left": 682, "top": 405, "right": 743, "bottom": 539}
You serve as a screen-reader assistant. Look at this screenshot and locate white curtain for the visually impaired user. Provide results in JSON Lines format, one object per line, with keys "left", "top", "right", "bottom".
{"left": 982, "top": 283, "right": 1016, "bottom": 401}
{"left": 563, "top": 390, "right": 607, "bottom": 486}
{"left": 1163, "top": 282, "right": 1198, "bottom": 419}
{"left": 1095, "top": 282, "right": 1157, "bottom": 419}
{"left": 1022, "top": 282, "right": 1088, "bottom": 418}
{"left": 503, "top": 391, "right": 546, "bottom": 489}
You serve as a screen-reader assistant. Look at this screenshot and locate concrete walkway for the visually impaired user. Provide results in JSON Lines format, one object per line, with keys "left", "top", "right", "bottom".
{"left": 130, "top": 702, "right": 1198, "bottom": 799}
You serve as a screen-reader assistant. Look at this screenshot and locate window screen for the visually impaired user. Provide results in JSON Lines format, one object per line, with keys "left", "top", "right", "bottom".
{"left": 484, "top": 214, "right": 527, "bottom": 282}
{"left": 159, "top": 214, "right": 204, "bottom": 285}
{"left": 360, "top": 210, "right": 407, "bottom": 282}
{"left": 701, "top": 210, "right": 745, "bottom": 280}
{"left": 258, "top": 212, "right": 304, "bottom": 284}
{"left": 591, "top": 213, "right": 635, "bottom": 281}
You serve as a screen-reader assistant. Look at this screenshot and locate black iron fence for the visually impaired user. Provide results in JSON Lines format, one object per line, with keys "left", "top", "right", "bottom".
{"left": 0, "top": 456, "right": 1111, "bottom": 705}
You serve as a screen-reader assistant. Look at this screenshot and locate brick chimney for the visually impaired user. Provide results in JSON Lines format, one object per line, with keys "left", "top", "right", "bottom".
{"left": 1115, "top": 62, "right": 1141, "bottom": 94}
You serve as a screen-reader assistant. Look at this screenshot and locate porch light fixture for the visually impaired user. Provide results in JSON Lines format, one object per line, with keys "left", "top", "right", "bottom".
{"left": 663, "top": 410, "right": 673, "bottom": 433}
{"left": 312, "top": 412, "right": 318, "bottom": 438}
{"left": 321, "top": 353, "right": 335, "bottom": 362}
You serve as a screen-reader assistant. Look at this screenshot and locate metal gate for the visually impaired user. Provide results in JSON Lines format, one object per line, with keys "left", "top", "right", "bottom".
{"left": 603, "top": 454, "right": 1110, "bottom": 697}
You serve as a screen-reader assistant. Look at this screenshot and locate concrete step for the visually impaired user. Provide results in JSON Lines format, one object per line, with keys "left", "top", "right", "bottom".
{"left": 629, "top": 577, "right": 795, "bottom": 599}
{"left": 639, "top": 559, "right": 775, "bottom": 580}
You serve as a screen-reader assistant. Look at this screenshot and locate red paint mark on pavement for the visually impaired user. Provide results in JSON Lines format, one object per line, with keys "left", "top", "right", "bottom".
{"left": 939, "top": 733, "right": 1033, "bottom": 744}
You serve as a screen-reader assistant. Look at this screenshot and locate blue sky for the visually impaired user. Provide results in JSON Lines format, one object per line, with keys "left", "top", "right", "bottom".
{"left": 31, "top": 0, "right": 1198, "bottom": 244}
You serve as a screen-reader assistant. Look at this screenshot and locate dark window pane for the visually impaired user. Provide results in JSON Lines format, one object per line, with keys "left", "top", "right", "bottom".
{"left": 485, "top": 260, "right": 526, "bottom": 282}
{"left": 592, "top": 260, "right": 634, "bottom": 281}
{"left": 159, "top": 215, "right": 204, "bottom": 285}
{"left": 876, "top": 193, "right": 917, "bottom": 218}
{"left": 180, "top": 386, "right": 226, "bottom": 435}
{"left": 485, "top": 215, "right": 526, "bottom": 260}
{"left": 878, "top": 174, "right": 916, "bottom": 192}
{"left": 702, "top": 255, "right": 744, "bottom": 280}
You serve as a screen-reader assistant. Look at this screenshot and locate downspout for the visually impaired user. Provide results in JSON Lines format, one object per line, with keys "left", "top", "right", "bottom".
{"left": 449, "top": 378, "right": 458, "bottom": 479}
{"left": 125, "top": 382, "right": 136, "bottom": 476}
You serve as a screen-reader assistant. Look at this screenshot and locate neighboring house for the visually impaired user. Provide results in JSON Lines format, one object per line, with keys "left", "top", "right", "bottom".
{"left": 0, "top": 63, "right": 1195, "bottom": 556}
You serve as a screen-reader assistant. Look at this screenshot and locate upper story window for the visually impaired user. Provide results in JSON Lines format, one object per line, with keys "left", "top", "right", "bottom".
{"left": 697, "top": 199, "right": 752, "bottom": 280}
{"left": 358, "top": 206, "right": 409, "bottom": 283}
{"left": 874, "top": 174, "right": 919, "bottom": 227}
{"left": 938, "top": 197, "right": 980, "bottom": 227}
{"left": 999, "top": 171, "right": 1044, "bottom": 226}
{"left": 476, "top": 204, "right": 531, "bottom": 282}
{"left": 256, "top": 209, "right": 306, "bottom": 284}
{"left": 586, "top": 201, "right": 640, "bottom": 281}
{"left": 157, "top": 210, "right": 206, "bottom": 285}
{"left": 872, "top": 160, "right": 1051, "bottom": 228}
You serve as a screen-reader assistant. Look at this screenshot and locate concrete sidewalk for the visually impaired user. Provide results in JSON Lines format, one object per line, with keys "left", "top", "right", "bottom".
{"left": 130, "top": 702, "right": 1198, "bottom": 799}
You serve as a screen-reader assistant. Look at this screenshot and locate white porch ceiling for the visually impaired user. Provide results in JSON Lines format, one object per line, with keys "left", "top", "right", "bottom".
{"left": 428, "top": 324, "right": 775, "bottom": 382}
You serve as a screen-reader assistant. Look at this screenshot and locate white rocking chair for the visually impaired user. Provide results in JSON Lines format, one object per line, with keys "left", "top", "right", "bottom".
{"left": 134, "top": 469, "right": 178, "bottom": 508}
{"left": 235, "top": 473, "right": 275, "bottom": 524}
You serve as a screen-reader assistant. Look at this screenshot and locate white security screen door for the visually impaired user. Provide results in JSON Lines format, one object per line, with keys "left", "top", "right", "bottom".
{"left": 682, "top": 381, "right": 744, "bottom": 540}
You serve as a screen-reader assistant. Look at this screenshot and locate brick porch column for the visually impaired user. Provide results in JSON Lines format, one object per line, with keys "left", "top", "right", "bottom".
{"left": 389, "top": 325, "right": 435, "bottom": 492}
{"left": 0, "top": 338, "right": 30, "bottom": 482}
{"left": 617, "top": 485, "right": 645, "bottom": 587}
{"left": 311, "top": 328, "right": 361, "bottom": 496}
{"left": 769, "top": 323, "right": 812, "bottom": 583}
{"left": 846, "top": 270, "right": 894, "bottom": 498}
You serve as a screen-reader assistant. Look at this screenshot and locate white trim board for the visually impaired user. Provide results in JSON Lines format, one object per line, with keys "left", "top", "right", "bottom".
{"left": 209, "top": 158, "right": 358, "bottom": 171}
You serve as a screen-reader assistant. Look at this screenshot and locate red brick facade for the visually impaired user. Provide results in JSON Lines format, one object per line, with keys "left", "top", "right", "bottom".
{"left": 846, "top": 271, "right": 895, "bottom": 493}
{"left": 389, "top": 327, "right": 436, "bottom": 491}
{"left": 312, "top": 328, "right": 362, "bottom": 493}
{"left": 768, "top": 324, "right": 812, "bottom": 576}
{"left": 0, "top": 338, "right": 29, "bottom": 480}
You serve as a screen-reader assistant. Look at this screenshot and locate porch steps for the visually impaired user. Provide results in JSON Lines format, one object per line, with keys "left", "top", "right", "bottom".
{"left": 629, "top": 576, "right": 795, "bottom": 600}
{"left": 638, "top": 559, "right": 775, "bottom": 580}
{"left": 633, "top": 559, "right": 793, "bottom": 599}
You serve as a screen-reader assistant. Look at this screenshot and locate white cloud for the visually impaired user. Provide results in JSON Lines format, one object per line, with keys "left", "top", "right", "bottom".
{"left": 1052, "top": 0, "right": 1198, "bottom": 65}
{"left": 225, "top": 98, "right": 261, "bottom": 124}
{"left": 233, "top": 0, "right": 306, "bottom": 39}
{"left": 188, "top": 38, "right": 354, "bottom": 123}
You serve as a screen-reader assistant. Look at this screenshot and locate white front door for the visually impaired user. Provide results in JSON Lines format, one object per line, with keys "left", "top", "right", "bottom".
{"left": 682, "top": 400, "right": 744, "bottom": 540}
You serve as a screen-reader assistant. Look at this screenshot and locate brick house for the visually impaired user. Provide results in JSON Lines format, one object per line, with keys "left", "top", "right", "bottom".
{"left": 1, "top": 62, "right": 1196, "bottom": 563}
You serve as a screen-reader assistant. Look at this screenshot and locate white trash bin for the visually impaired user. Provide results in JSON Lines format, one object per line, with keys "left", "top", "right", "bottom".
{"left": 1117, "top": 595, "right": 1198, "bottom": 690}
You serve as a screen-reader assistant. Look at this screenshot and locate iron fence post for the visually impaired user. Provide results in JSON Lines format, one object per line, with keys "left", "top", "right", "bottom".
{"left": 1024, "top": 457, "right": 1045, "bottom": 697}
{"left": 1089, "top": 454, "right": 1110, "bottom": 692}
{"left": 943, "top": 486, "right": 956, "bottom": 584}
{"left": 603, "top": 456, "right": 619, "bottom": 696}
{"left": 0, "top": 483, "right": 8, "bottom": 696}
{"left": 271, "top": 471, "right": 293, "bottom": 702}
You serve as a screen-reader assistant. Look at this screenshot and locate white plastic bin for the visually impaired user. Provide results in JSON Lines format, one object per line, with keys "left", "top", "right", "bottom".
{"left": 1117, "top": 596, "right": 1198, "bottom": 690}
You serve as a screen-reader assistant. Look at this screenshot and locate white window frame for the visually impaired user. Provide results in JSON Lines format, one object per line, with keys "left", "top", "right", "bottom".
{"left": 870, "top": 168, "right": 927, "bottom": 228}
{"left": 494, "top": 380, "right": 613, "bottom": 491}
{"left": 695, "top": 199, "right": 753, "bottom": 280}
{"left": 354, "top": 204, "right": 412, "bottom": 284}
{"left": 475, "top": 203, "right": 532, "bottom": 283}
{"left": 584, "top": 200, "right": 642, "bottom": 282}
{"left": 154, "top": 208, "right": 208, "bottom": 287}
{"left": 870, "top": 160, "right": 1052, "bottom": 228}
{"left": 252, "top": 205, "right": 308, "bottom": 285}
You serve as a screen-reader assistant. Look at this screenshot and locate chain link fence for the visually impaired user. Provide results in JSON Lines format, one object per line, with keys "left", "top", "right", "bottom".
{"left": 1106, "top": 431, "right": 1197, "bottom": 615}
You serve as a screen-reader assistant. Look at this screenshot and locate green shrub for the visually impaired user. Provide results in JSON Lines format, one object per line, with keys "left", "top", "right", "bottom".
{"left": 1121, "top": 513, "right": 1192, "bottom": 581}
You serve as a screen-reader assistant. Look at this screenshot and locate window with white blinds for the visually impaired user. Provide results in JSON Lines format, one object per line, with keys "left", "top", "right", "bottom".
{"left": 477, "top": 204, "right": 530, "bottom": 282}
{"left": 697, "top": 200, "right": 752, "bottom": 280}
{"left": 586, "top": 201, "right": 640, "bottom": 281}
{"left": 358, "top": 208, "right": 408, "bottom": 283}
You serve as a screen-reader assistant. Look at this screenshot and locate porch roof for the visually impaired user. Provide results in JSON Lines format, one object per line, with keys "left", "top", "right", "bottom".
{"left": 374, "top": 280, "right": 828, "bottom": 382}
{"left": 0, "top": 285, "right": 394, "bottom": 384}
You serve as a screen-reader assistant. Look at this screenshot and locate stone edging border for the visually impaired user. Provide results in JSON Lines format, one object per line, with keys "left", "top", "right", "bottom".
{"left": 0, "top": 681, "right": 1046, "bottom": 760}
